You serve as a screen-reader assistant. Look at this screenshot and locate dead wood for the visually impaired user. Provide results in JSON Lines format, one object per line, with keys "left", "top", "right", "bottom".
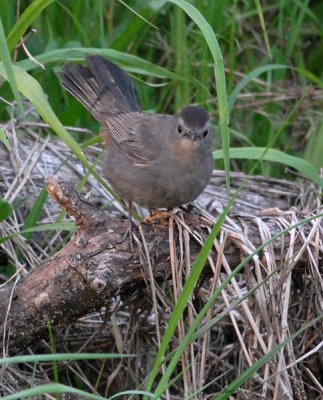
{"left": 0, "top": 175, "right": 321, "bottom": 353}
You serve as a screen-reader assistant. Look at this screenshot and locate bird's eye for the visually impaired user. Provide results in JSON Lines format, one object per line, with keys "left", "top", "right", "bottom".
{"left": 202, "top": 130, "right": 208, "bottom": 138}
{"left": 177, "top": 125, "right": 182, "bottom": 133}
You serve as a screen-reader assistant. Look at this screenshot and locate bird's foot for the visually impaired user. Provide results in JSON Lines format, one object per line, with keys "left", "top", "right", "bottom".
{"left": 142, "top": 209, "right": 172, "bottom": 225}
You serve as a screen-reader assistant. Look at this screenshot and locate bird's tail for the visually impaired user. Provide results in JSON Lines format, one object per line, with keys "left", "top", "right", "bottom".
{"left": 58, "top": 56, "right": 139, "bottom": 120}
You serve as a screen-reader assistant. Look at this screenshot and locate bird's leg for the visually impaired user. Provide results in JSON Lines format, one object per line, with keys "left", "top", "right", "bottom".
{"left": 120, "top": 200, "right": 135, "bottom": 252}
{"left": 127, "top": 200, "right": 134, "bottom": 253}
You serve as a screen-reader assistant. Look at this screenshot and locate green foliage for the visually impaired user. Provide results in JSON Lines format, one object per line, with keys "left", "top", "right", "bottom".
{"left": 304, "top": 120, "right": 323, "bottom": 169}
{"left": 0, "top": 17, "right": 23, "bottom": 113}
{"left": 0, "top": 127, "right": 11, "bottom": 150}
{"left": 5, "top": 0, "right": 54, "bottom": 51}
{"left": 47, "top": 321, "right": 60, "bottom": 395}
{"left": 0, "top": 352, "right": 133, "bottom": 365}
{"left": 0, "top": 198, "right": 13, "bottom": 222}
{"left": 1, "top": 384, "right": 154, "bottom": 400}
{"left": 0, "top": 222, "right": 75, "bottom": 246}
{"left": 214, "top": 148, "right": 323, "bottom": 186}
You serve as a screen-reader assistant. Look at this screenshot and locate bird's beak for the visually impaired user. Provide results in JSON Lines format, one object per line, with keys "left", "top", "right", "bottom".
{"left": 190, "top": 131, "right": 201, "bottom": 141}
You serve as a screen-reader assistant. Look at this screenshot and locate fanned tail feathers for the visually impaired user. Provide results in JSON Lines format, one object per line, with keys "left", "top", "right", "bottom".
{"left": 58, "top": 56, "right": 139, "bottom": 120}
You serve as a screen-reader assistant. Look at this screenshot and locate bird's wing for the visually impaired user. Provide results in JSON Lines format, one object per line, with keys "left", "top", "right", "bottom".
{"left": 102, "top": 112, "right": 168, "bottom": 165}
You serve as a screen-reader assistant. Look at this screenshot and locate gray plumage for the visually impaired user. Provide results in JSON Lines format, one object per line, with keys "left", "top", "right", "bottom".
{"left": 58, "top": 56, "right": 213, "bottom": 209}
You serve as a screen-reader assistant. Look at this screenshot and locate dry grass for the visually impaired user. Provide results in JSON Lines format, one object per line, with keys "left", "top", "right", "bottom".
{"left": 0, "top": 111, "right": 322, "bottom": 399}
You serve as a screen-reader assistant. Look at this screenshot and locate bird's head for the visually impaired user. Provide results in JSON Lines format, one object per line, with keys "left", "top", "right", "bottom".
{"left": 177, "top": 105, "right": 211, "bottom": 143}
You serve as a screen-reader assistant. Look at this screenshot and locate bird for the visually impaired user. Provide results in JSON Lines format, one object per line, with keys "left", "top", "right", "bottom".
{"left": 58, "top": 55, "right": 213, "bottom": 214}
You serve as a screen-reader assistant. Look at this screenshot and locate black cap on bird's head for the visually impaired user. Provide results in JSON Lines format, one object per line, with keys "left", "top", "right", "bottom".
{"left": 180, "top": 105, "right": 209, "bottom": 127}
{"left": 177, "top": 105, "right": 210, "bottom": 141}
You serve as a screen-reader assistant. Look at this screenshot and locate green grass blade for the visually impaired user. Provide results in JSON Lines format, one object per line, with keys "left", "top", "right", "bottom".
{"left": 304, "top": 120, "right": 323, "bottom": 170}
{"left": 108, "top": 390, "right": 155, "bottom": 400}
{"left": 0, "top": 384, "right": 154, "bottom": 400}
{"left": 1, "top": 353, "right": 136, "bottom": 399}
{"left": 254, "top": 0, "right": 272, "bottom": 59}
{"left": 213, "top": 147, "right": 323, "bottom": 187}
{"left": 228, "top": 64, "right": 288, "bottom": 112}
{"left": 230, "top": 128, "right": 255, "bottom": 146}
{"left": 185, "top": 373, "right": 229, "bottom": 399}
{"left": 0, "top": 64, "right": 119, "bottom": 201}
{"left": 22, "top": 189, "right": 48, "bottom": 240}
{"left": 1, "top": 384, "right": 102, "bottom": 400}
{"left": 17, "top": 48, "right": 183, "bottom": 80}
{"left": 287, "top": 0, "right": 309, "bottom": 59}
{"left": 20, "top": 222, "right": 75, "bottom": 234}
{"left": 0, "top": 198, "right": 13, "bottom": 222}
{"left": 168, "top": 0, "right": 230, "bottom": 191}
{"left": 111, "top": 2, "right": 165, "bottom": 51}
{"left": 0, "top": 127, "right": 11, "bottom": 150}
{"left": 228, "top": 0, "right": 238, "bottom": 93}
{"left": 55, "top": 0, "right": 90, "bottom": 46}
{"left": 56, "top": 0, "right": 90, "bottom": 46}
{"left": 146, "top": 203, "right": 229, "bottom": 394}
{"left": 47, "top": 322, "right": 59, "bottom": 388}
{"left": 294, "top": 67, "right": 323, "bottom": 87}
{"left": 0, "top": 17, "right": 23, "bottom": 114}
{"left": 0, "top": 352, "right": 132, "bottom": 364}
{"left": 0, "top": 222, "right": 75, "bottom": 245}
{"left": 171, "top": 6, "right": 189, "bottom": 110}
{"left": 6, "top": 0, "right": 54, "bottom": 51}
{"left": 117, "top": 0, "right": 159, "bottom": 30}
{"left": 215, "top": 316, "right": 322, "bottom": 399}
{"left": 0, "top": 64, "right": 83, "bottom": 154}
{"left": 229, "top": 64, "right": 323, "bottom": 113}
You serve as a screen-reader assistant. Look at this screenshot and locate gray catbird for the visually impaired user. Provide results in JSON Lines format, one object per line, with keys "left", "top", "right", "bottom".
{"left": 58, "top": 56, "right": 213, "bottom": 209}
